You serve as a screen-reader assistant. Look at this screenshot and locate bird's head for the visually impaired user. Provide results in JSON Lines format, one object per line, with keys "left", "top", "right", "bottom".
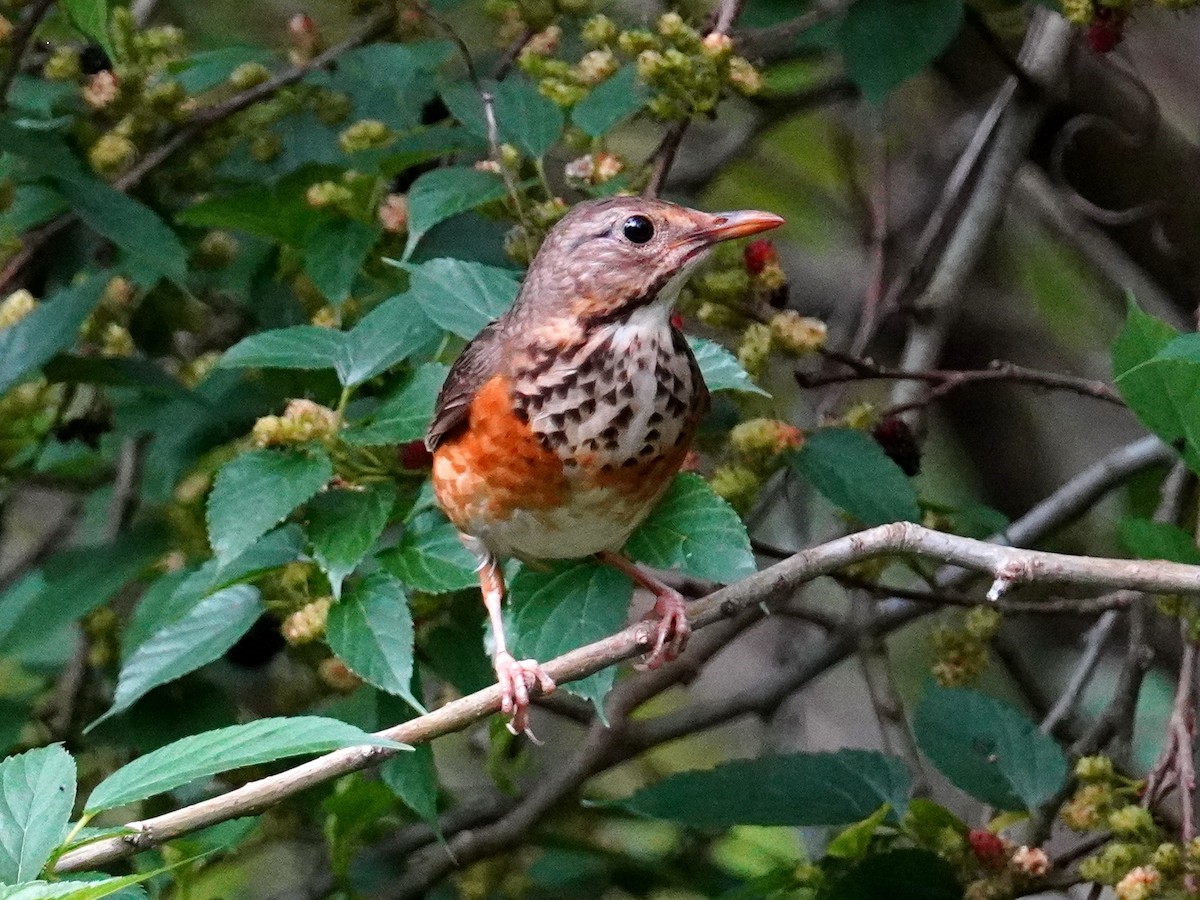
{"left": 513, "top": 197, "right": 784, "bottom": 328}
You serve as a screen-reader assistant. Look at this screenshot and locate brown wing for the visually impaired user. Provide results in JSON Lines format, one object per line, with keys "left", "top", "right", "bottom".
{"left": 425, "top": 320, "right": 506, "bottom": 451}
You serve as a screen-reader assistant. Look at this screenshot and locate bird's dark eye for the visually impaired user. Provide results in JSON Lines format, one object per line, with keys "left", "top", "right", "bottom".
{"left": 622, "top": 215, "right": 655, "bottom": 244}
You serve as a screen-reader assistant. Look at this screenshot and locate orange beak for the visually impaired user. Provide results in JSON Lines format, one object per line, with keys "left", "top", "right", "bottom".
{"left": 691, "top": 209, "right": 785, "bottom": 244}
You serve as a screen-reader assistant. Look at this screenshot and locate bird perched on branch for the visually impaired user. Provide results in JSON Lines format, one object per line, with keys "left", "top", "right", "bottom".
{"left": 426, "top": 197, "right": 784, "bottom": 734}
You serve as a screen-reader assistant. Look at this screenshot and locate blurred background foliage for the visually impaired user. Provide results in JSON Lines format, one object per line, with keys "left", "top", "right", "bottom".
{"left": 4, "top": 0, "right": 1200, "bottom": 897}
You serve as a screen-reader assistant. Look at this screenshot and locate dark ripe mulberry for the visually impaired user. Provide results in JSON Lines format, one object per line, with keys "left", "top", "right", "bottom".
{"left": 1088, "top": 7, "right": 1127, "bottom": 54}
{"left": 400, "top": 439, "right": 434, "bottom": 470}
{"left": 79, "top": 44, "right": 112, "bottom": 75}
{"left": 54, "top": 409, "right": 113, "bottom": 448}
{"left": 871, "top": 416, "right": 921, "bottom": 476}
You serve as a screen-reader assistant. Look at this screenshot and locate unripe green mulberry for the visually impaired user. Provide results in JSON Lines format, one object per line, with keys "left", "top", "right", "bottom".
{"left": 581, "top": 14, "right": 617, "bottom": 46}
{"left": 1075, "top": 755, "right": 1116, "bottom": 782}
{"left": 194, "top": 230, "right": 240, "bottom": 269}
{"left": 770, "top": 311, "right": 827, "bottom": 356}
{"left": 229, "top": 61, "right": 271, "bottom": 90}
{"left": 964, "top": 605, "right": 1001, "bottom": 640}
{"left": 88, "top": 133, "right": 137, "bottom": 176}
{"left": 0, "top": 289, "right": 36, "bottom": 329}
{"left": 338, "top": 119, "right": 394, "bottom": 154}
{"left": 1108, "top": 804, "right": 1154, "bottom": 837}
{"left": 709, "top": 464, "right": 762, "bottom": 515}
{"left": 250, "top": 133, "right": 283, "bottom": 163}
{"left": 736, "top": 322, "right": 772, "bottom": 380}
{"left": 729, "top": 418, "right": 803, "bottom": 468}
{"left": 43, "top": 46, "right": 80, "bottom": 80}
{"left": 696, "top": 301, "right": 744, "bottom": 330}
{"left": 282, "top": 596, "right": 332, "bottom": 645}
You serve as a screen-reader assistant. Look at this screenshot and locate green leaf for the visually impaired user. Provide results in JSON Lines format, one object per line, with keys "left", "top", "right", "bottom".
{"left": 403, "top": 167, "right": 508, "bottom": 260}
{"left": 177, "top": 174, "right": 327, "bottom": 246}
{"left": 218, "top": 325, "right": 346, "bottom": 374}
{"left": 0, "top": 879, "right": 145, "bottom": 900}
{"left": 1120, "top": 518, "right": 1200, "bottom": 565}
{"left": 326, "top": 573, "right": 423, "bottom": 710}
{"left": 379, "top": 510, "right": 479, "bottom": 594}
{"left": 343, "top": 363, "right": 448, "bottom": 446}
{"left": 826, "top": 804, "right": 891, "bottom": 859}
{"left": 0, "top": 275, "right": 105, "bottom": 395}
{"left": 441, "top": 77, "right": 562, "bottom": 156}
{"left": 207, "top": 448, "right": 332, "bottom": 564}
{"left": 61, "top": 0, "right": 112, "bottom": 57}
{"left": 838, "top": 0, "right": 965, "bottom": 104}
{"left": 608, "top": 750, "right": 911, "bottom": 826}
{"left": 92, "top": 585, "right": 263, "bottom": 728}
{"left": 827, "top": 848, "right": 961, "bottom": 900}
{"left": 913, "top": 684, "right": 1067, "bottom": 810}
{"left": 381, "top": 743, "right": 438, "bottom": 826}
{"left": 54, "top": 179, "right": 188, "bottom": 285}
{"left": 624, "top": 474, "right": 756, "bottom": 582}
{"left": 492, "top": 76, "right": 564, "bottom": 158}
{"left": 302, "top": 219, "right": 381, "bottom": 305}
{"left": 572, "top": 66, "right": 649, "bottom": 138}
{"left": 790, "top": 428, "right": 921, "bottom": 525}
{"left": 507, "top": 562, "right": 633, "bottom": 712}
{"left": 338, "top": 291, "right": 443, "bottom": 386}
{"left": 1112, "top": 302, "right": 1196, "bottom": 460}
{"left": 402, "top": 258, "right": 520, "bottom": 340}
{"left": 307, "top": 484, "right": 397, "bottom": 598}
{"left": 86, "top": 716, "right": 406, "bottom": 812}
{"left": 686, "top": 336, "right": 770, "bottom": 397}
{"left": 0, "top": 745, "right": 76, "bottom": 883}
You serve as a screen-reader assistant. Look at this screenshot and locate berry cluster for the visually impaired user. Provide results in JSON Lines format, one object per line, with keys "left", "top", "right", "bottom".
{"left": 1059, "top": 0, "right": 1199, "bottom": 53}
{"left": 930, "top": 606, "right": 1001, "bottom": 687}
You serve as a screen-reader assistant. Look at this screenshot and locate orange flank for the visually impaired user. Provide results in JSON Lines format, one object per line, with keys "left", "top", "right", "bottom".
{"left": 432, "top": 374, "right": 568, "bottom": 530}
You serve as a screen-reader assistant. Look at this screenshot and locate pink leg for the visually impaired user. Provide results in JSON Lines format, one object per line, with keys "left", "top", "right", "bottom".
{"left": 477, "top": 551, "right": 555, "bottom": 736}
{"left": 597, "top": 551, "right": 690, "bottom": 669}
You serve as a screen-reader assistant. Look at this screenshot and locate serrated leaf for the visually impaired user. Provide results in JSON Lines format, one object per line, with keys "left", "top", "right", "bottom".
{"left": 307, "top": 484, "right": 397, "bottom": 598}
{"left": 326, "top": 573, "right": 423, "bottom": 710}
{"left": 207, "top": 448, "right": 332, "bottom": 564}
{"left": 838, "top": 0, "right": 965, "bottom": 104}
{"left": 827, "top": 848, "right": 960, "bottom": 900}
{"left": 381, "top": 743, "right": 438, "bottom": 825}
{"left": 608, "top": 750, "right": 911, "bottom": 826}
{"left": 401, "top": 257, "right": 520, "bottom": 340}
{"left": 302, "top": 218, "right": 381, "bottom": 305}
{"left": 1120, "top": 518, "right": 1200, "bottom": 565}
{"left": 492, "top": 76, "right": 564, "bottom": 158}
{"left": 92, "top": 585, "right": 263, "bottom": 728}
{"left": 0, "top": 745, "right": 76, "bottom": 883}
{"left": 86, "top": 716, "right": 406, "bottom": 812}
{"left": 177, "top": 174, "right": 328, "bottom": 245}
{"left": 624, "top": 474, "right": 756, "bottom": 582}
{"left": 572, "top": 66, "right": 649, "bottom": 138}
{"left": 403, "top": 167, "right": 508, "bottom": 260}
{"left": 790, "top": 428, "right": 921, "bottom": 525}
{"left": 1112, "top": 302, "right": 1195, "bottom": 459}
{"left": 61, "top": 0, "right": 112, "bottom": 57}
{"left": 913, "top": 684, "right": 1067, "bottom": 811}
{"left": 441, "top": 77, "right": 562, "bottom": 156}
{"left": 343, "top": 363, "right": 448, "bottom": 446}
{"left": 218, "top": 326, "right": 346, "bottom": 374}
{"left": 826, "top": 804, "right": 892, "bottom": 859}
{"left": 55, "top": 178, "right": 188, "bottom": 285}
{"left": 339, "top": 291, "right": 443, "bottom": 387}
{"left": 507, "top": 562, "right": 632, "bottom": 712}
{"left": 379, "top": 510, "right": 478, "bottom": 594}
{"left": 686, "top": 336, "right": 770, "bottom": 397}
{"left": 0, "top": 275, "right": 105, "bottom": 395}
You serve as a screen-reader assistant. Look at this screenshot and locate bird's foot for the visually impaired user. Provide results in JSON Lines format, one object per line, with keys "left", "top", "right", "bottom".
{"left": 642, "top": 589, "right": 690, "bottom": 670}
{"left": 493, "top": 650, "right": 556, "bottom": 737}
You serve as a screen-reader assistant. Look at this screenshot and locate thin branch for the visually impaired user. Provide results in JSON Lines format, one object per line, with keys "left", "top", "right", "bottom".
{"left": 800, "top": 353, "right": 1124, "bottom": 406}
{"left": 0, "top": 8, "right": 395, "bottom": 294}
{"left": 642, "top": 0, "right": 746, "bottom": 199}
{"left": 734, "top": 0, "right": 852, "bottom": 63}
{"left": 0, "top": 495, "right": 81, "bottom": 593}
{"left": 850, "top": 106, "right": 890, "bottom": 357}
{"left": 1144, "top": 627, "right": 1199, "bottom": 850}
{"left": 55, "top": 519, "right": 1200, "bottom": 873}
{"left": 840, "top": 576, "right": 1135, "bottom": 616}
{"left": 0, "top": 0, "right": 56, "bottom": 111}
{"left": 1039, "top": 607, "right": 1123, "bottom": 737}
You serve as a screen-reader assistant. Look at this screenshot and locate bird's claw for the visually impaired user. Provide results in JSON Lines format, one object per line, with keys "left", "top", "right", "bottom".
{"left": 640, "top": 590, "right": 690, "bottom": 670}
{"left": 494, "top": 651, "right": 556, "bottom": 737}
